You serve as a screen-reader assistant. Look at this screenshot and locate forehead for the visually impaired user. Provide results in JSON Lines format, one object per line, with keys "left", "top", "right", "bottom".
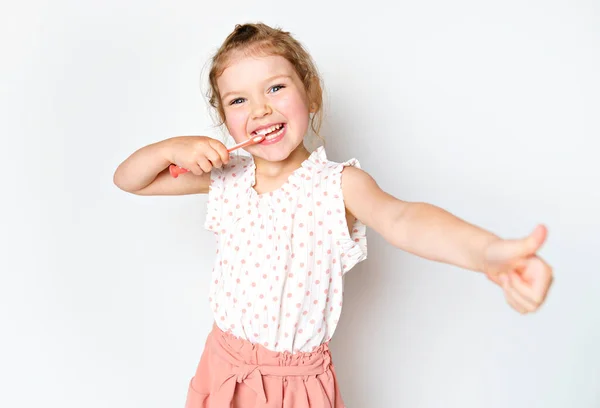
{"left": 217, "top": 54, "right": 298, "bottom": 92}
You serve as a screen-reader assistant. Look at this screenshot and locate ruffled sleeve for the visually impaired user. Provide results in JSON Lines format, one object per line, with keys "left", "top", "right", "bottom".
{"left": 324, "top": 155, "right": 368, "bottom": 275}
{"left": 338, "top": 158, "right": 368, "bottom": 274}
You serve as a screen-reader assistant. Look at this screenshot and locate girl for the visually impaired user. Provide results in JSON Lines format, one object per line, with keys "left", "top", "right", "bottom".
{"left": 114, "top": 22, "right": 553, "bottom": 408}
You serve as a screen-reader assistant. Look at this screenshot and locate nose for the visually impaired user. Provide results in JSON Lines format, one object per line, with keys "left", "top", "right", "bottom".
{"left": 251, "top": 99, "right": 272, "bottom": 119}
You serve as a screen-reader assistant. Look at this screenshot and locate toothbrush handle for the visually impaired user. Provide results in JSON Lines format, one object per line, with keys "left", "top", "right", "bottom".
{"left": 169, "top": 165, "right": 188, "bottom": 178}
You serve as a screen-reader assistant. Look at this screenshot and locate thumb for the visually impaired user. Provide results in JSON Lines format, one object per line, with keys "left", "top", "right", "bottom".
{"left": 491, "top": 224, "right": 548, "bottom": 262}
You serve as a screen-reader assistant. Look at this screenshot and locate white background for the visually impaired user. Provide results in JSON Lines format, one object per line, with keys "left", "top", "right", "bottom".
{"left": 2, "top": 0, "right": 599, "bottom": 407}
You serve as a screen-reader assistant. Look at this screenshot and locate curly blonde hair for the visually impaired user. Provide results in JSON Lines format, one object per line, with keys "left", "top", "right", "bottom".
{"left": 206, "top": 23, "right": 324, "bottom": 140}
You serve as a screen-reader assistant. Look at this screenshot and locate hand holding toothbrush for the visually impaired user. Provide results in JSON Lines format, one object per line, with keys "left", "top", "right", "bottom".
{"left": 168, "top": 135, "right": 265, "bottom": 178}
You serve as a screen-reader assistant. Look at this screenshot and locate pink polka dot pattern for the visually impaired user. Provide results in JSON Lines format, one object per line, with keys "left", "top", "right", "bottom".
{"left": 204, "top": 146, "right": 367, "bottom": 353}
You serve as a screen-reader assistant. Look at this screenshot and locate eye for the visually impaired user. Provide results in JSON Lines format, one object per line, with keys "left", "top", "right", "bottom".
{"left": 229, "top": 98, "right": 245, "bottom": 105}
{"left": 269, "top": 84, "right": 285, "bottom": 93}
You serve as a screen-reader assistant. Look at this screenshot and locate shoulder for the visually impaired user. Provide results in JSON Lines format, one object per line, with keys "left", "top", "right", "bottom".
{"left": 340, "top": 162, "right": 408, "bottom": 232}
{"left": 308, "top": 146, "right": 376, "bottom": 193}
{"left": 311, "top": 147, "right": 385, "bottom": 210}
{"left": 340, "top": 165, "right": 380, "bottom": 199}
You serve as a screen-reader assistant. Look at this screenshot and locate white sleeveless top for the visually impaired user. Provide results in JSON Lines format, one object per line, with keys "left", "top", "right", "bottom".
{"left": 204, "top": 146, "right": 367, "bottom": 353}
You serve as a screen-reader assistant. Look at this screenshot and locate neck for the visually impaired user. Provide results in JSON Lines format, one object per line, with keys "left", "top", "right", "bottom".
{"left": 253, "top": 143, "right": 311, "bottom": 177}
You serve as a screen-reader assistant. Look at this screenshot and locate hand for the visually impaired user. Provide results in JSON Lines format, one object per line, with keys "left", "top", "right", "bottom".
{"left": 167, "top": 136, "right": 230, "bottom": 175}
{"left": 483, "top": 225, "right": 554, "bottom": 314}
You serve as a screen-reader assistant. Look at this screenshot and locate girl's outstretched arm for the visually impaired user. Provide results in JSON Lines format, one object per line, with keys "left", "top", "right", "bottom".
{"left": 341, "top": 166, "right": 553, "bottom": 313}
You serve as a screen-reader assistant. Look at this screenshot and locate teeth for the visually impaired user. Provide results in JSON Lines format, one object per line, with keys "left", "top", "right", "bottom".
{"left": 265, "top": 125, "right": 285, "bottom": 140}
{"left": 255, "top": 123, "right": 283, "bottom": 136}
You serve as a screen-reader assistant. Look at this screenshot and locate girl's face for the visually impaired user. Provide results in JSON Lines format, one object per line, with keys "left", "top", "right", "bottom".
{"left": 217, "top": 54, "right": 312, "bottom": 162}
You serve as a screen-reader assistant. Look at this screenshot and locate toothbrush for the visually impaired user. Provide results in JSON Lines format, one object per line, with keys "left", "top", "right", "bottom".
{"left": 169, "top": 135, "right": 266, "bottom": 178}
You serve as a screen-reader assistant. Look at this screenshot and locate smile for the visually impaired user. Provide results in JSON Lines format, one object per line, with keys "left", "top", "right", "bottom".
{"left": 252, "top": 123, "right": 285, "bottom": 140}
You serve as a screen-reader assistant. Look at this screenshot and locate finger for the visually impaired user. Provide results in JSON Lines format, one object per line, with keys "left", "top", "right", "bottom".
{"left": 486, "top": 272, "right": 502, "bottom": 286}
{"left": 508, "top": 270, "right": 542, "bottom": 308}
{"left": 491, "top": 224, "right": 548, "bottom": 263}
{"left": 506, "top": 272, "right": 538, "bottom": 312}
{"left": 197, "top": 156, "right": 213, "bottom": 173}
{"left": 500, "top": 274, "right": 528, "bottom": 314}
{"left": 522, "top": 256, "right": 554, "bottom": 300}
{"left": 186, "top": 162, "right": 205, "bottom": 176}
{"left": 506, "top": 292, "right": 528, "bottom": 314}
{"left": 205, "top": 149, "right": 223, "bottom": 168}
{"left": 209, "top": 139, "right": 230, "bottom": 165}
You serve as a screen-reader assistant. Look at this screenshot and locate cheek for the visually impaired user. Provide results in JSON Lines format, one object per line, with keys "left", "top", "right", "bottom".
{"left": 225, "top": 110, "right": 249, "bottom": 141}
{"left": 276, "top": 94, "right": 309, "bottom": 124}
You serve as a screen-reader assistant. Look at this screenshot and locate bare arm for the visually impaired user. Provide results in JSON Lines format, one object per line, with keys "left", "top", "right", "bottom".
{"left": 113, "top": 136, "right": 228, "bottom": 196}
{"left": 341, "top": 166, "right": 499, "bottom": 273}
{"left": 341, "top": 166, "right": 554, "bottom": 314}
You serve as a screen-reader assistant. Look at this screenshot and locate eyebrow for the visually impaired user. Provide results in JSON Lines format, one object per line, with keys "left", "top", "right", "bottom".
{"left": 221, "top": 74, "right": 293, "bottom": 102}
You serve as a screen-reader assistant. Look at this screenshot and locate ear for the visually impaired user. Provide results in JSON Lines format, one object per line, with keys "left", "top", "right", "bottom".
{"left": 307, "top": 76, "right": 322, "bottom": 113}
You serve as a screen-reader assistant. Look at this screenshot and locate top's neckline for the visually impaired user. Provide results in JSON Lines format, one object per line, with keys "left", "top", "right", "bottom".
{"left": 248, "top": 146, "right": 327, "bottom": 198}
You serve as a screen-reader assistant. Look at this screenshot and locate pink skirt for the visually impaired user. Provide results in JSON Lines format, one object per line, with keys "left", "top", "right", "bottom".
{"left": 185, "top": 322, "right": 346, "bottom": 408}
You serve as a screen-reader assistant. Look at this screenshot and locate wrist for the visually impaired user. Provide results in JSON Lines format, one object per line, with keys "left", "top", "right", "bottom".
{"left": 157, "top": 137, "right": 181, "bottom": 164}
{"left": 480, "top": 235, "right": 502, "bottom": 276}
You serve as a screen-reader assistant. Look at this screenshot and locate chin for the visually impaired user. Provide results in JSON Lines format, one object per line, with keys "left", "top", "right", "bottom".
{"left": 251, "top": 139, "right": 304, "bottom": 162}
{"left": 254, "top": 148, "right": 294, "bottom": 162}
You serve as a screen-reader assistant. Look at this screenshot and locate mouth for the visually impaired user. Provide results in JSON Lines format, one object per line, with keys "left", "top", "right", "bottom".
{"left": 251, "top": 123, "right": 286, "bottom": 141}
